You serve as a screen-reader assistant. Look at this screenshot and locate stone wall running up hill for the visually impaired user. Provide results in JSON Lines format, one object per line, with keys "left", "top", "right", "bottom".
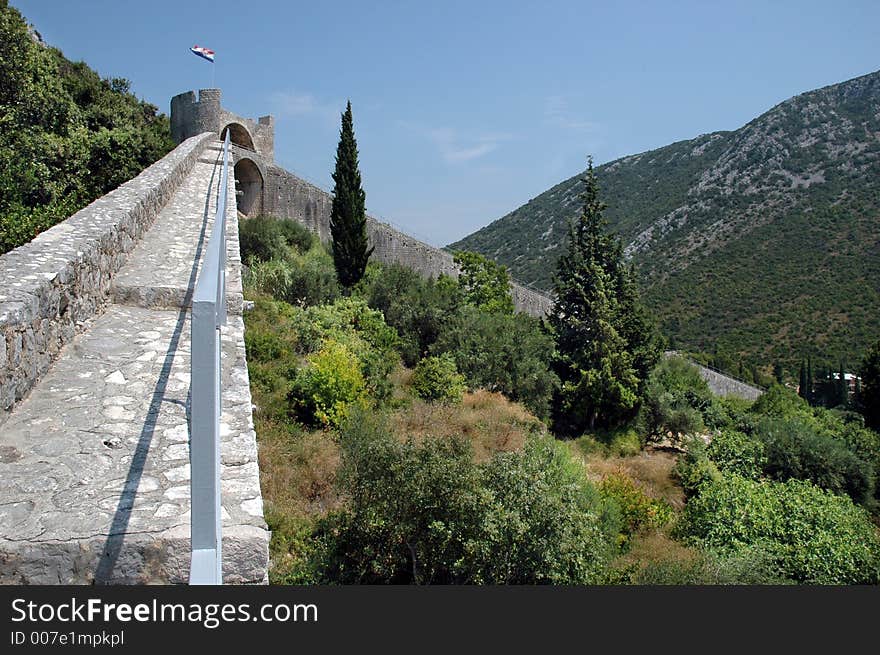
{"left": 259, "top": 162, "right": 553, "bottom": 317}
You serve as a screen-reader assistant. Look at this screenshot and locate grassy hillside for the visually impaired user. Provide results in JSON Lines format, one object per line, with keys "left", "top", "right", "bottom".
{"left": 0, "top": 2, "right": 175, "bottom": 253}
{"left": 451, "top": 70, "right": 880, "bottom": 376}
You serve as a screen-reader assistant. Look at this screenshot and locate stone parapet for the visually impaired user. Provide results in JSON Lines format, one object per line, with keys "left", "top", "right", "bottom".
{"left": 0, "top": 133, "right": 214, "bottom": 416}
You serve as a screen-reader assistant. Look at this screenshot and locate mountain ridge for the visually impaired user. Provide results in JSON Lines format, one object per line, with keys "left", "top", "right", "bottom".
{"left": 450, "top": 70, "right": 880, "bottom": 374}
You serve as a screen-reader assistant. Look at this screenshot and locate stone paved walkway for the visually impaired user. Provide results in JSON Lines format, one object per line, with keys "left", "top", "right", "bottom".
{"left": 0, "top": 140, "right": 268, "bottom": 583}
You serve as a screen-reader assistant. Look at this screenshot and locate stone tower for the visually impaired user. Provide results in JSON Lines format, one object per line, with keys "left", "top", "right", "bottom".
{"left": 170, "top": 88, "right": 275, "bottom": 162}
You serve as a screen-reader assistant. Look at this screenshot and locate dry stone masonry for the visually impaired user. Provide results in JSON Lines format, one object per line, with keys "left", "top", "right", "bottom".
{"left": 0, "top": 134, "right": 268, "bottom": 583}
{"left": 0, "top": 133, "right": 213, "bottom": 415}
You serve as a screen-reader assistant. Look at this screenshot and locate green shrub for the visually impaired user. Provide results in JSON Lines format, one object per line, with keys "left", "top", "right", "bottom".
{"left": 634, "top": 546, "right": 790, "bottom": 585}
{"left": 239, "top": 216, "right": 313, "bottom": 264}
{"left": 358, "top": 263, "right": 459, "bottom": 366}
{"left": 411, "top": 354, "right": 466, "bottom": 403}
{"left": 244, "top": 258, "right": 294, "bottom": 300}
{"left": 673, "top": 437, "right": 721, "bottom": 499}
{"left": 750, "top": 384, "right": 812, "bottom": 421}
{"left": 573, "top": 427, "right": 643, "bottom": 458}
{"left": 315, "top": 423, "right": 618, "bottom": 584}
{"left": 706, "top": 429, "right": 766, "bottom": 479}
{"left": 288, "top": 339, "right": 367, "bottom": 427}
{"left": 679, "top": 474, "right": 880, "bottom": 584}
{"left": 240, "top": 216, "right": 289, "bottom": 263}
{"left": 431, "top": 306, "right": 559, "bottom": 419}
{"left": 598, "top": 472, "right": 673, "bottom": 548}
{"left": 243, "top": 245, "right": 339, "bottom": 307}
{"left": 284, "top": 246, "right": 340, "bottom": 307}
{"left": 639, "top": 356, "right": 719, "bottom": 442}
{"left": 453, "top": 250, "right": 514, "bottom": 315}
{"left": 276, "top": 219, "right": 314, "bottom": 253}
{"left": 265, "top": 505, "right": 320, "bottom": 585}
{"left": 752, "top": 416, "right": 875, "bottom": 506}
{"left": 474, "top": 436, "right": 620, "bottom": 583}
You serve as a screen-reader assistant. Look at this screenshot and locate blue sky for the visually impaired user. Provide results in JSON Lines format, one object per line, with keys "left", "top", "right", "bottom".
{"left": 12, "top": 0, "right": 880, "bottom": 246}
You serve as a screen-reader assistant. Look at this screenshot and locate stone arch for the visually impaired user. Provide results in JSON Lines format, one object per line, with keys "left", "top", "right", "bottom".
{"left": 233, "top": 158, "right": 263, "bottom": 217}
{"left": 221, "top": 122, "right": 256, "bottom": 151}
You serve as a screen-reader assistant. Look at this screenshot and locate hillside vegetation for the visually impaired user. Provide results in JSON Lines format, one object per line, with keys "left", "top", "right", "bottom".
{"left": 0, "top": 2, "right": 175, "bottom": 254}
{"left": 451, "top": 70, "right": 880, "bottom": 376}
{"left": 240, "top": 217, "right": 880, "bottom": 585}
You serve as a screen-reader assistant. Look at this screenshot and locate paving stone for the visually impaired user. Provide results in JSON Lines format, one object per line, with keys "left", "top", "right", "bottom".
{"left": 0, "top": 139, "right": 268, "bottom": 584}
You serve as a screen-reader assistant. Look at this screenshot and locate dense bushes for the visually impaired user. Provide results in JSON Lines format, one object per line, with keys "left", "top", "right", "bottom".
{"left": 431, "top": 306, "right": 559, "bottom": 419}
{"left": 289, "top": 340, "right": 367, "bottom": 427}
{"left": 706, "top": 429, "right": 766, "bottom": 479}
{"left": 314, "top": 416, "right": 619, "bottom": 584}
{"left": 638, "top": 355, "right": 725, "bottom": 442}
{"left": 241, "top": 224, "right": 561, "bottom": 420}
{"left": 243, "top": 294, "right": 399, "bottom": 427}
{"left": 678, "top": 474, "right": 880, "bottom": 584}
{"left": 0, "top": 5, "right": 174, "bottom": 253}
{"left": 411, "top": 354, "right": 466, "bottom": 403}
{"left": 239, "top": 216, "right": 313, "bottom": 264}
{"left": 598, "top": 472, "right": 672, "bottom": 549}
{"left": 358, "top": 264, "right": 458, "bottom": 366}
{"left": 245, "top": 245, "right": 340, "bottom": 307}
{"left": 751, "top": 416, "right": 874, "bottom": 506}
{"left": 669, "top": 384, "right": 880, "bottom": 509}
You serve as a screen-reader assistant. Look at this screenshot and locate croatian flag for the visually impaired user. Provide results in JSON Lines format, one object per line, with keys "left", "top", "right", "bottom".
{"left": 190, "top": 45, "right": 215, "bottom": 63}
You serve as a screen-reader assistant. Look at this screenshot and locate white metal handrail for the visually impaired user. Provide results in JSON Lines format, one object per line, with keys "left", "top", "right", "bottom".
{"left": 189, "top": 131, "right": 231, "bottom": 585}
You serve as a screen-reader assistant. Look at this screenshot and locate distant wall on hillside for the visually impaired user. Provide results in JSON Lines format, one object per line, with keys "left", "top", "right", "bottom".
{"left": 665, "top": 352, "right": 765, "bottom": 401}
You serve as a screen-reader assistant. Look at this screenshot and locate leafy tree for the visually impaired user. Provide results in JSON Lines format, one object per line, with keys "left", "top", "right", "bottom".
{"left": 358, "top": 263, "right": 459, "bottom": 366}
{"left": 548, "top": 157, "right": 658, "bottom": 433}
{"left": 639, "top": 355, "right": 716, "bottom": 442}
{"left": 453, "top": 250, "right": 514, "bottom": 315}
{"left": 315, "top": 417, "right": 618, "bottom": 584}
{"left": 411, "top": 354, "right": 466, "bottom": 403}
{"left": 329, "top": 100, "right": 373, "bottom": 287}
{"left": 678, "top": 474, "right": 880, "bottom": 584}
{"left": 431, "top": 306, "right": 559, "bottom": 419}
{"left": 859, "top": 339, "right": 880, "bottom": 431}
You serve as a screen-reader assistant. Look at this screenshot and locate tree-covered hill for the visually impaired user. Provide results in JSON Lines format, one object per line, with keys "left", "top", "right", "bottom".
{"left": 451, "top": 70, "right": 880, "bottom": 377}
{"left": 0, "top": 2, "right": 175, "bottom": 254}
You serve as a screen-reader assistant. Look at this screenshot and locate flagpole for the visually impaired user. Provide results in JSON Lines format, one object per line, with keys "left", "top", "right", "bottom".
{"left": 211, "top": 60, "right": 215, "bottom": 88}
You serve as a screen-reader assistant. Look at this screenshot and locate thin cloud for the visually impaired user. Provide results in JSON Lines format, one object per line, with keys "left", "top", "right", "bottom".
{"left": 269, "top": 91, "right": 341, "bottom": 127}
{"left": 422, "top": 126, "right": 513, "bottom": 164}
{"left": 544, "top": 95, "right": 599, "bottom": 132}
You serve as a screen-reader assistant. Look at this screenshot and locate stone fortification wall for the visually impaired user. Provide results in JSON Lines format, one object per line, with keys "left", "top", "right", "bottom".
{"left": 0, "top": 133, "right": 214, "bottom": 415}
{"left": 695, "top": 365, "right": 765, "bottom": 401}
{"left": 261, "top": 163, "right": 553, "bottom": 316}
{"left": 665, "top": 352, "right": 765, "bottom": 401}
{"left": 171, "top": 89, "right": 274, "bottom": 161}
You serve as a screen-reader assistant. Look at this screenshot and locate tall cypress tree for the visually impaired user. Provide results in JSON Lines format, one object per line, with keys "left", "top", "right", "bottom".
{"left": 798, "top": 359, "right": 808, "bottom": 399}
{"left": 548, "top": 157, "right": 658, "bottom": 434}
{"left": 838, "top": 362, "right": 848, "bottom": 407}
{"left": 330, "top": 100, "right": 373, "bottom": 287}
{"left": 806, "top": 357, "right": 813, "bottom": 404}
{"left": 859, "top": 346, "right": 879, "bottom": 422}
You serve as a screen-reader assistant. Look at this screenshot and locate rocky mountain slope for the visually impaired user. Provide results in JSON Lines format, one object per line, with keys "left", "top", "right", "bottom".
{"left": 450, "top": 70, "right": 880, "bottom": 373}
